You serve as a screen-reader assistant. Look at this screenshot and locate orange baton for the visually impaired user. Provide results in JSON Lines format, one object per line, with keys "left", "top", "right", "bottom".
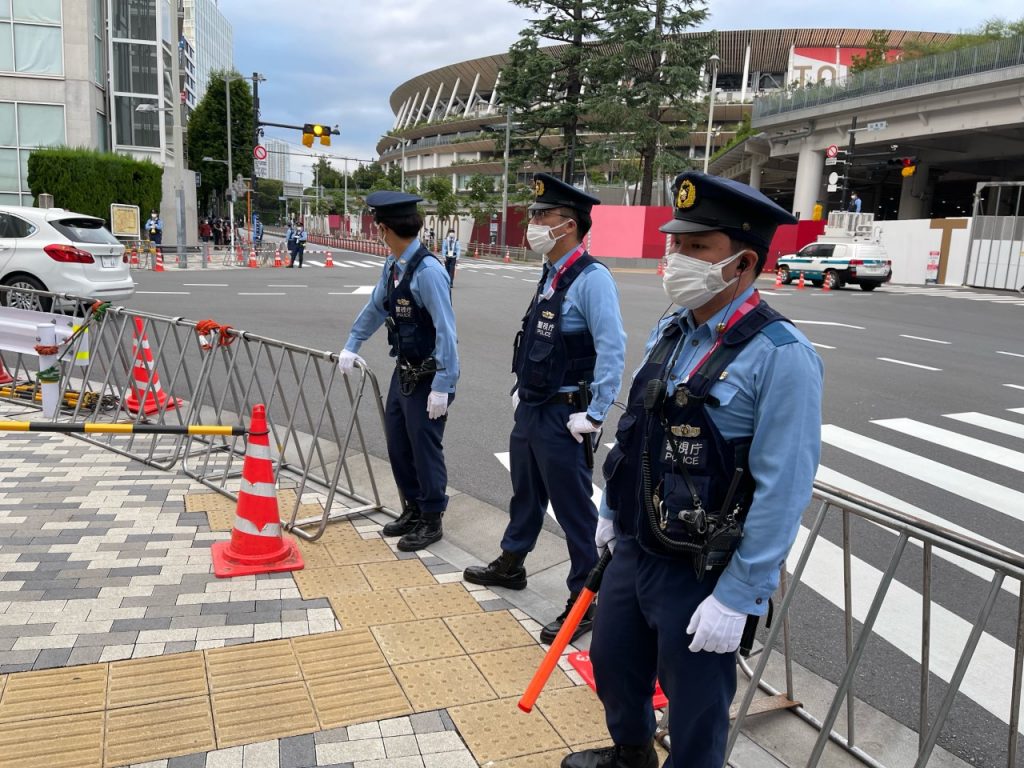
{"left": 519, "top": 549, "right": 613, "bottom": 713}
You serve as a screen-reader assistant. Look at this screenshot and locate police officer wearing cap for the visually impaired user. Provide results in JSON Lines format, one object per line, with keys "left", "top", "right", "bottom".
{"left": 563, "top": 172, "right": 822, "bottom": 768}
{"left": 336, "top": 192, "right": 459, "bottom": 552}
{"left": 463, "top": 173, "right": 626, "bottom": 644}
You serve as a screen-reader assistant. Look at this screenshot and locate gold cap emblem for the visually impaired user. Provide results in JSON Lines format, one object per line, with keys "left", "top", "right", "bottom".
{"left": 534, "top": 179, "right": 546, "bottom": 197}
{"left": 676, "top": 179, "right": 697, "bottom": 210}
{"left": 541, "top": 310, "right": 555, "bottom": 319}
{"left": 671, "top": 424, "right": 701, "bottom": 438}
{"left": 397, "top": 298, "right": 411, "bottom": 306}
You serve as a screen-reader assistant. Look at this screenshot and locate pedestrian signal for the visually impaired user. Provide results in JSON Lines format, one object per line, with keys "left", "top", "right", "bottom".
{"left": 302, "top": 123, "right": 331, "bottom": 147}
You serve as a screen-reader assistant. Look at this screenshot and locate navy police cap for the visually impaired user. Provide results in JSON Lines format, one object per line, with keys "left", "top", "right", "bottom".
{"left": 659, "top": 171, "right": 796, "bottom": 250}
{"left": 365, "top": 191, "right": 423, "bottom": 218}
{"left": 528, "top": 173, "right": 601, "bottom": 215}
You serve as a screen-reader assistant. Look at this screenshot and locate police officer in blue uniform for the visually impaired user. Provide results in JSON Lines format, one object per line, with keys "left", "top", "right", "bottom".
{"left": 464, "top": 173, "right": 626, "bottom": 644}
{"left": 336, "top": 192, "right": 459, "bottom": 551}
{"left": 563, "top": 172, "right": 823, "bottom": 768}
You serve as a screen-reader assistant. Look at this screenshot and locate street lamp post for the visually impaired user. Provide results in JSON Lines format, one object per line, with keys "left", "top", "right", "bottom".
{"left": 500, "top": 105, "right": 511, "bottom": 249}
{"left": 384, "top": 134, "right": 407, "bottom": 192}
{"left": 703, "top": 54, "right": 721, "bottom": 174}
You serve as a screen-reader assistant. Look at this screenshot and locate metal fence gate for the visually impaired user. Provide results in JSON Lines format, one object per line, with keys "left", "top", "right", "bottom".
{"left": 965, "top": 181, "right": 1024, "bottom": 291}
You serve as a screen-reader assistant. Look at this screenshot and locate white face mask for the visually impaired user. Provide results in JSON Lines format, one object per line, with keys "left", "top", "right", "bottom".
{"left": 526, "top": 220, "right": 569, "bottom": 256}
{"left": 662, "top": 250, "right": 744, "bottom": 309}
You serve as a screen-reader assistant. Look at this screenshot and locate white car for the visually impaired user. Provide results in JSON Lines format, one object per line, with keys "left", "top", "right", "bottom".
{"left": 0, "top": 205, "right": 136, "bottom": 311}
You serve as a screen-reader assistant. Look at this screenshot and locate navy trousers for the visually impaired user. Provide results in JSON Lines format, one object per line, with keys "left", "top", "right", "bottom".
{"left": 500, "top": 400, "right": 597, "bottom": 594}
{"left": 383, "top": 369, "right": 450, "bottom": 517}
{"left": 590, "top": 536, "right": 736, "bottom": 768}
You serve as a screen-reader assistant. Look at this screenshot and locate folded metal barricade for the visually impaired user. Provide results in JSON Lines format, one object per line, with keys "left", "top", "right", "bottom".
{"left": 718, "top": 481, "right": 1023, "bottom": 768}
{"left": 0, "top": 288, "right": 394, "bottom": 541}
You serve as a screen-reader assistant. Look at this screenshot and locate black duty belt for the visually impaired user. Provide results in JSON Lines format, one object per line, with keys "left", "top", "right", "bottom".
{"left": 546, "top": 391, "right": 582, "bottom": 408}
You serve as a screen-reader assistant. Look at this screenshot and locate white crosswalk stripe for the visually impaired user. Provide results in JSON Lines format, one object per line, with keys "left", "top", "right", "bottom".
{"left": 885, "top": 286, "right": 1024, "bottom": 306}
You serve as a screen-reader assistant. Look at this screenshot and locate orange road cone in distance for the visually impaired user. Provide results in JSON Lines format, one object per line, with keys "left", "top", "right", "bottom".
{"left": 325, "top": 253, "right": 334, "bottom": 267}
{"left": 0, "top": 354, "right": 13, "bottom": 385}
{"left": 822, "top": 274, "right": 831, "bottom": 292}
{"left": 773, "top": 270, "right": 783, "bottom": 287}
{"left": 124, "top": 317, "right": 181, "bottom": 415}
{"left": 504, "top": 249, "right": 511, "bottom": 264}
{"left": 797, "top": 272, "right": 805, "bottom": 290}
{"left": 273, "top": 247, "right": 282, "bottom": 267}
{"left": 211, "top": 404, "right": 304, "bottom": 578}
{"left": 153, "top": 249, "right": 164, "bottom": 272}
{"left": 248, "top": 250, "right": 258, "bottom": 268}
{"left": 130, "top": 247, "right": 139, "bottom": 266}
{"left": 236, "top": 245, "right": 244, "bottom": 266}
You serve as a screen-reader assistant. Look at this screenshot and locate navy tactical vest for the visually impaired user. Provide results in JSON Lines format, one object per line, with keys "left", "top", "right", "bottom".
{"left": 383, "top": 246, "right": 437, "bottom": 364}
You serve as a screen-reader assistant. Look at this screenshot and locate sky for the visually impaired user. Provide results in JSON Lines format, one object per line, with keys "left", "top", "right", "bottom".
{"left": 219, "top": 0, "right": 1024, "bottom": 185}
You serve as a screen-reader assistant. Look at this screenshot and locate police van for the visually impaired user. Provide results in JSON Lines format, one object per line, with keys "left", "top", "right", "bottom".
{"left": 776, "top": 212, "right": 892, "bottom": 291}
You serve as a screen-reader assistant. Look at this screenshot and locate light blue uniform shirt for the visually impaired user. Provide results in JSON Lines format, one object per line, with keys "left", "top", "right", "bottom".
{"left": 344, "top": 238, "right": 459, "bottom": 393}
{"left": 600, "top": 285, "right": 823, "bottom": 615}
{"left": 539, "top": 248, "right": 626, "bottom": 421}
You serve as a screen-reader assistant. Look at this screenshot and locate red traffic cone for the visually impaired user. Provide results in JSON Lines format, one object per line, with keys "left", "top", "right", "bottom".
{"left": 124, "top": 317, "right": 181, "bottom": 415}
{"left": 473, "top": 245, "right": 479, "bottom": 259}
{"left": 504, "top": 249, "right": 511, "bottom": 264}
{"left": 153, "top": 248, "right": 164, "bottom": 272}
{"left": 822, "top": 274, "right": 832, "bottom": 292}
{"left": 273, "top": 247, "right": 282, "bottom": 268}
{"left": 248, "top": 249, "right": 258, "bottom": 268}
{"left": 774, "top": 270, "right": 783, "bottom": 288}
{"left": 236, "top": 245, "right": 244, "bottom": 266}
{"left": 130, "top": 247, "right": 139, "bottom": 266}
{"left": 325, "top": 253, "right": 334, "bottom": 267}
{"left": 0, "top": 354, "right": 13, "bottom": 385}
{"left": 797, "top": 272, "right": 806, "bottom": 290}
{"left": 211, "top": 404, "right": 304, "bottom": 578}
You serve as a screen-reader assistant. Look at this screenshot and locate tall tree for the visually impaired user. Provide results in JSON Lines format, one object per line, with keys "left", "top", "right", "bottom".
{"left": 850, "top": 30, "right": 891, "bottom": 73}
{"left": 186, "top": 71, "right": 254, "bottom": 213}
{"left": 501, "top": 0, "right": 611, "bottom": 181}
{"left": 464, "top": 174, "right": 499, "bottom": 229}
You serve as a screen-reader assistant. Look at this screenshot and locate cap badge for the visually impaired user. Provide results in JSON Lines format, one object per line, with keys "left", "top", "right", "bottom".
{"left": 670, "top": 424, "right": 701, "bottom": 438}
{"left": 676, "top": 179, "right": 697, "bottom": 210}
{"left": 533, "top": 179, "right": 545, "bottom": 197}
{"left": 541, "top": 310, "right": 555, "bottom": 319}
{"left": 397, "top": 298, "right": 411, "bottom": 306}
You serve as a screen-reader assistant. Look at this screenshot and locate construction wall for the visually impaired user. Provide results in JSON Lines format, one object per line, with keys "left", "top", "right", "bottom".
{"left": 874, "top": 218, "right": 971, "bottom": 285}
{"left": 587, "top": 206, "right": 673, "bottom": 260}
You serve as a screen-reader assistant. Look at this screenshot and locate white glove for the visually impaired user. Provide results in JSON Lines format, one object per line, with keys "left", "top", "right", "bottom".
{"left": 595, "top": 517, "right": 616, "bottom": 554}
{"left": 427, "top": 391, "right": 449, "bottom": 420}
{"left": 566, "top": 411, "right": 601, "bottom": 444}
{"left": 686, "top": 594, "right": 747, "bottom": 654}
{"left": 512, "top": 389, "right": 520, "bottom": 411}
{"left": 337, "top": 349, "right": 364, "bottom": 375}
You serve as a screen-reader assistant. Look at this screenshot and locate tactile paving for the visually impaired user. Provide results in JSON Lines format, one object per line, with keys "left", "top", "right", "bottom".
{"left": 360, "top": 559, "right": 438, "bottom": 590}
{"left": 292, "top": 535, "right": 337, "bottom": 569}
{"left": 325, "top": 535, "right": 397, "bottom": 565}
{"left": 0, "top": 710, "right": 104, "bottom": 768}
{"left": 399, "top": 583, "right": 484, "bottom": 619}
{"left": 312, "top": 518, "right": 363, "bottom": 544}
{"left": 536, "top": 684, "right": 610, "bottom": 747}
{"left": 184, "top": 489, "right": 297, "bottom": 530}
{"left": 330, "top": 589, "right": 415, "bottom": 628}
{"left": 471, "top": 645, "right": 573, "bottom": 698}
{"left": 0, "top": 664, "right": 107, "bottom": 723}
{"left": 103, "top": 696, "right": 215, "bottom": 767}
{"left": 108, "top": 651, "right": 209, "bottom": 709}
{"left": 393, "top": 656, "right": 496, "bottom": 712}
{"left": 204, "top": 639, "right": 303, "bottom": 692}
{"left": 291, "top": 628, "right": 388, "bottom": 678}
{"left": 306, "top": 666, "right": 412, "bottom": 730}
{"left": 445, "top": 610, "right": 537, "bottom": 654}
{"left": 448, "top": 696, "right": 566, "bottom": 764}
{"left": 211, "top": 680, "right": 318, "bottom": 748}
{"left": 292, "top": 564, "right": 371, "bottom": 599}
{"left": 370, "top": 618, "right": 464, "bottom": 665}
{"left": 489, "top": 749, "right": 572, "bottom": 768}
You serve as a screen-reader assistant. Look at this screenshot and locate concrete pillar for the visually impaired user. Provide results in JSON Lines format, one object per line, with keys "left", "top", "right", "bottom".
{"left": 792, "top": 140, "right": 824, "bottom": 220}
{"left": 897, "top": 162, "right": 929, "bottom": 219}
{"left": 749, "top": 157, "right": 764, "bottom": 191}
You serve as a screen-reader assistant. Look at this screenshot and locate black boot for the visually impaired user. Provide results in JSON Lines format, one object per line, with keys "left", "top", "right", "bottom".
{"left": 540, "top": 592, "right": 596, "bottom": 645}
{"left": 561, "top": 742, "right": 658, "bottom": 768}
{"left": 383, "top": 503, "right": 421, "bottom": 537}
{"left": 463, "top": 550, "right": 527, "bottom": 590}
{"left": 397, "top": 516, "right": 442, "bottom": 552}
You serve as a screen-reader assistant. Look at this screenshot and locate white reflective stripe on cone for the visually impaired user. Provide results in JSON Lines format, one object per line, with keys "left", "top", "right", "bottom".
{"left": 232, "top": 516, "right": 282, "bottom": 536}
{"left": 239, "top": 478, "right": 276, "bottom": 498}
{"left": 245, "top": 443, "right": 274, "bottom": 462}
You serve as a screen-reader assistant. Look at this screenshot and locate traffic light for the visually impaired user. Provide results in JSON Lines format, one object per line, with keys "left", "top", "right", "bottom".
{"left": 302, "top": 123, "right": 331, "bottom": 147}
{"left": 888, "top": 156, "right": 917, "bottom": 177}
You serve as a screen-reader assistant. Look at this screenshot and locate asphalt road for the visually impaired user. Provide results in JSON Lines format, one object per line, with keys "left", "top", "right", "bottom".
{"left": 124, "top": 245, "right": 1024, "bottom": 767}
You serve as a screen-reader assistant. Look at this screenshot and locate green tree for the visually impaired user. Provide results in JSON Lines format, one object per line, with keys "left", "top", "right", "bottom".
{"left": 902, "top": 16, "right": 1024, "bottom": 58}
{"left": 252, "top": 178, "right": 284, "bottom": 221}
{"left": 311, "top": 156, "right": 345, "bottom": 189}
{"left": 186, "top": 70, "right": 254, "bottom": 213}
{"left": 352, "top": 162, "right": 386, "bottom": 191}
{"left": 421, "top": 177, "right": 459, "bottom": 232}
{"left": 850, "top": 30, "right": 891, "bottom": 73}
{"left": 464, "top": 174, "right": 499, "bottom": 227}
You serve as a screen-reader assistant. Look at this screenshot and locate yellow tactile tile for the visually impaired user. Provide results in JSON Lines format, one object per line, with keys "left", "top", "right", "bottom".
{"left": 370, "top": 618, "right": 464, "bottom": 665}
{"left": 211, "top": 680, "right": 318, "bottom": 748}
{"left": 291, "top": 628, "right": 388, "bottom": 678}
{"left": 489, "top": 749, "right": 572, "bottom": 768}
{"left": 292, "top": 536, "right": 337, "bottom": 569}
{"left": 0, "top": 710, "right": 104, "bottom": 768}
{"left": 399, "top": 583, "right": 484, "bottom": 619}
{"left": 108, "top": 651, "right": 209, "bottom": 709}
{"left": 445, "top": 610, "right": 537, "bottom": 654}
{"left": 185, "top": 489, "right": 297, "bottom": 530}
{"left": 359, "top": 559, "right": 437, "bottom": 590}
{"left": 536, "top": 684, "right": 610, "bottom": 747}
{"left": 0, "top": 664, "right": 107, "bottom": 723}
{"left": 103, "top": 696, "right": 215, "bottom": 767}
{"left": 471, "top": 645, "right": 573, "bottom": 699}
{"left": 205, "top": 639, "right": 303, "bottom": 692}
{"left": 306, "top": 666, "right": 412, "bottom": 730}
{"left": 324, "top": 535, "right": 397, "bottom": 565}
{"left": 0, "top": 674, "right": 6, "bottom": 698}
{"left": 448, "top": 696, "right": 566, "bottom": 764}
{"left": 311, "top": 518, "right": 363, "bottom": 544}
{"left": 330, "top": 589, "right": 415, "bottom": 628}
{"left": 293, "top": 564, "right": 371, "bottom": 599}
{"left": 393, "top": 656, "right": 497, "bottom": 712}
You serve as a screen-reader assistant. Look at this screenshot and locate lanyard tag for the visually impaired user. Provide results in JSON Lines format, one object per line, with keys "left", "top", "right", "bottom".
{"left": 539, "top": 286, "right": 554, "bottom": 302}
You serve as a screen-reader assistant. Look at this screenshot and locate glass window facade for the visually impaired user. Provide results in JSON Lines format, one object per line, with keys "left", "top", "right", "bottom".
{"left": 0, "top": 101, "right": 65, "bottom": 203}
{"left": 114, "top": 95, "right": 158, "bottom": 148}
{"left": 113, "top": 40, "right": 158, "bottom": 94}
{"left": 0, "top": 0, "right": 62, "bottom": 76}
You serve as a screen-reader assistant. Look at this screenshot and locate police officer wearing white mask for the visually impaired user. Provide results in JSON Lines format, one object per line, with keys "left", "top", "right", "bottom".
{"left": 464, "top": 173, "right": 626, "bottom": 645}
{"left": 563, "top": 172, "right": 823, "bottom": 768}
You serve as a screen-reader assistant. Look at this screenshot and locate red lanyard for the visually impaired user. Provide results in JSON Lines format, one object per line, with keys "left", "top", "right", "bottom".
{"left": 549, "top": 245, "right": 585, "bottom": 292}
{"left": 686, "top": 290, "right": 761, "bottom": 378}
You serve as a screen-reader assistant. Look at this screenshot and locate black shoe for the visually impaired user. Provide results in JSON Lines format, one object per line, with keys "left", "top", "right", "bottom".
{"left": 540, "top": 592, "right": 596, "bottom": 645}
{"left": 397, "top": 517, "right": 442, "bottom": 551}
{"left": 463, "top": 550, "right": 528, "bottom": 590}
{"left": 382, "top": 504, "right": 421, "bottom": 537}
{"left": 561, "top": 743, "right": 658, "bottom": 768}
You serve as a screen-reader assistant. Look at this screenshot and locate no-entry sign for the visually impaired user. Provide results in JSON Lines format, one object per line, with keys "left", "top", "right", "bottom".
{"left": 253, "top": 144, "right": 268, "bottom": 161}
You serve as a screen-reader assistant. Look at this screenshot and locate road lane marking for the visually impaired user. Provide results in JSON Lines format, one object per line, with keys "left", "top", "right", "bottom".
{"left": 793, "top": 320, "right": 866, "bottom": 329}
{"left": 135, "top": 291, "right": 190, "bottom": 295}
{"left": 996, "top": 350, "right": 1024, "bottom": 358}
{"left": 821, "top": 425, "right": 1024, "bottom": 523}
{"left": 899, "top": 334, "right": 950, "bottom": 344}
{"left": 267, "top": 284, "right": 306, "bottom": 288}
{"left": 876, "top": 357, "right": 941, "bottom": 371}
{"left": 811, "top": 343, "right": 836, "bottom": 350}
{"left": 327, "top": 286, "right": 374, "bottom": 295}
{"left": 873, "top": 418, "right": 1024, "bottom": 472}
{"left": 238, "top": 292, "right": 286, "bottom": 296}
{"left": 1004, "top": 384, "right": 1024, "bottom": 391}
{"left": 944, "top": 412, "right": 1024, "bottom": 440}
{"left": 182, "top": 283, "right": 228, "bottom": 287}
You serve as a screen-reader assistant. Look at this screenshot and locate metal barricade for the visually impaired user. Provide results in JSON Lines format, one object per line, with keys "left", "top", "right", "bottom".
{"left": 723, "top": 481, "right": 1024, "bottom": 768}
{"left": 964, "top": 181, "right": 1024, "bottom": 291}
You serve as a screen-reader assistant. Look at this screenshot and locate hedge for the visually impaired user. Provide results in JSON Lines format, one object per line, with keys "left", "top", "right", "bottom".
{"left": 26, "top": 147, "right": 163, "bottom": 223}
